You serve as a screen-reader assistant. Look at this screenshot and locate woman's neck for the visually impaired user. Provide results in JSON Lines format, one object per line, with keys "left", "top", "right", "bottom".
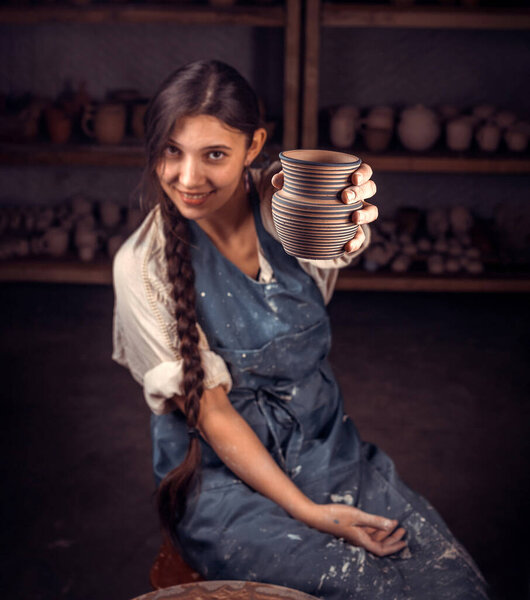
{"left": 196, "top": 177, "right": 253, "bottom": 244}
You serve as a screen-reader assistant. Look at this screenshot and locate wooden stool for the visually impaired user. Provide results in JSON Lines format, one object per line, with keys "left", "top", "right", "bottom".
{"left": 149, "top": 538, "right": 204, "bottom": 590}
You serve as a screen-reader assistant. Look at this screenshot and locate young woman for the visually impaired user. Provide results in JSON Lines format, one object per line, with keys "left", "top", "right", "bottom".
{"left": 112, "top": 60, "right": 488, "bottom": 599}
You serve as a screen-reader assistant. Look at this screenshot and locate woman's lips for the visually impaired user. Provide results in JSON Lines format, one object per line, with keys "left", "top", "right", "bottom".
{"left": 176, "top": 189, "right": 214, "bottom": 206}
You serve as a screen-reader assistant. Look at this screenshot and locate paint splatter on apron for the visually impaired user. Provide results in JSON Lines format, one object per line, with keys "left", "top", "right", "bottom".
{"left": 151, "top": 179, "right": 489, "bottom": 599}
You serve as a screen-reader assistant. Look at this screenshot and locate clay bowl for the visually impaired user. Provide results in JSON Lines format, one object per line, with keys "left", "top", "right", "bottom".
{"left": 132, "top": 580, "right": 319, "bottom": 600}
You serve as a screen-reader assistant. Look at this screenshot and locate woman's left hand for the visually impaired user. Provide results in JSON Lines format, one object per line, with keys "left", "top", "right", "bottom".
{"left": 271, "top": 161, "right": 379, "bottom": 255}
{"left": 341, "top": 162, "right": 378, "bottom": 254}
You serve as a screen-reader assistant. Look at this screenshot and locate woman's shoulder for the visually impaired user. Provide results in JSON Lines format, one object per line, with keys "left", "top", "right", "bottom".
{"left": 113, "top": 205, "right": 167, "bottom": 293}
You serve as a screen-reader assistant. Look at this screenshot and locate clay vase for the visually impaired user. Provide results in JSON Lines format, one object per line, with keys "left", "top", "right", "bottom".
{"left": 42, "top": 227, "right": 70, "bottom": 257}
{"left": 131, "top": 102, "right": 148, "bottom": 140}
{"left": 82, "top": 102, "right": 126, "bottom": 145}
{"left": 476, "top": 122, "right": 501, "bottom": 152}
{"left": 446, "top": 116, "right": 474, "bottom": 152}
{"left": 361, "top": 106, "right": 394, "bottom": 152}
{"left": 99, "top": 201, "right": 121, "bottom": 228}
{"left": 329, "top": 105, "right": 359, "bottom": 149}
{"left": 505, "top": 126, "right": 528, "bottom": 152}
{"left": 397, "top": 105, "right": 440, "bottom": 152}
{"left": 45, "top": 107, "right": 72, "bottom": 144}
{"left": 272, "top": 149, "right": 363, "bottom": 260}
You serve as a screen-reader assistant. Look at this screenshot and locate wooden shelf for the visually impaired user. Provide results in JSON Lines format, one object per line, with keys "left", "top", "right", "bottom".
{"left": 1, "top": 257, "right": 528, "bottom": 292}
{"left": 0, "top": 141, "right": 146, "bottom": 167}
{"left": 0, "top": 141, "right": 285, "bottom": 168}
{"left": 354, "top": 150, "right": 530, "bottom": 174}
{"left": 336, "top": 270, "right": 530, "bottom": 293}
{"left": 0, "top": 4, "right": 286, "bottom": 26}
{"left": 0, "top": 257, "right": 113, "bottom": 285}
{"left": 321, "top": 4, "right": 530, "bottom": 30}
{"left": 1, "top": 141, "right": 528, "bottom": 173}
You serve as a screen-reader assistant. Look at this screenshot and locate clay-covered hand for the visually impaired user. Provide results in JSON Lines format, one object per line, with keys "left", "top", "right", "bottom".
{"left": 271, "top": 162, "right": 378, "bottom": 255}
{"left": 300, "top": 502, "right": 407, "bottom": 557}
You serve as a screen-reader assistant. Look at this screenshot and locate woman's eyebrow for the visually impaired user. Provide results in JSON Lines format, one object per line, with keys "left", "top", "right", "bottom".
{"left": 167, "top": 138, "right": 232, "bottom": 151}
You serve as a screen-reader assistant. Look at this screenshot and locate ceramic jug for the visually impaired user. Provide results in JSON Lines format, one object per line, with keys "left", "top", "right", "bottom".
{"left": 397, "top": 105, "right": 440, "bottom": 152}
{"left": 82, "top": 102, "right": 126, "bottom": 145}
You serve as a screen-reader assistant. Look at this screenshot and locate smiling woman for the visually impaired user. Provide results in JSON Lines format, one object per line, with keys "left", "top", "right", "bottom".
{"left": 111, "top": 59, "right": 489, "bottom": 599}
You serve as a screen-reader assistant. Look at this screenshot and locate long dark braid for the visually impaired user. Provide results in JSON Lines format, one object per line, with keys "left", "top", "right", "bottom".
{"left": 156, "top": 196, "right": 205, "bottom": 539}
{"left": 139, "top": 59, "right": 262, "bottom": 544}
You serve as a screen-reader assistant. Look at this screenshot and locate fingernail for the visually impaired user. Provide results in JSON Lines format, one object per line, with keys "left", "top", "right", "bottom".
{"left": 347, "top": 190, "right": 356, "bottom": 203}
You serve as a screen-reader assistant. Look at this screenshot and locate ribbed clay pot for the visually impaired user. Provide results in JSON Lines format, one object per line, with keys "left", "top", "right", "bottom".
{"left": 272, "top": 149, "right": 363, "bottom": 260}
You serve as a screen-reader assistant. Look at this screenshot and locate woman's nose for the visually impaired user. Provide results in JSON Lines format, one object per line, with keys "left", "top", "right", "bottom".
{"left": 178, "top": 157, "right": 204, "bottom": 189}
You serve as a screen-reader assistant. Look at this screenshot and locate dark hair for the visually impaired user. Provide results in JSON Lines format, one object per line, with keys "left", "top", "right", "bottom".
{"left": 141, "top": 60, "right": 262, "bottom": 544}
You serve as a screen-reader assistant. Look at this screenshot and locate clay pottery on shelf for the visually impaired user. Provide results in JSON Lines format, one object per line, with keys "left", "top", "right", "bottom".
{"left": 82, "top": 102, "right": 126, "bottom": 145}
{"left": 493, "top": 110, "right": 517, "bottom": 130}
{"left": 272, "top": 149, "right": 362, "bottom": 260}
{"left": 132, "top": 101, "right": 149, "bottom": 139}
{"left": 329, "top": 105, "right": 359, "bottom": 149}
{"left": 397, "top": 105, "right": 440, "bottom": 152}
{"left": 45, "top": 106, "right": 72, "bottom": 144}
{"left": 363, "top": 128, "right": 393, "bottom": 152}
{"left": 476, "top": 122, "right": 501, "bottom": 152}
{"left": 42, "top": 227, "right": 70, "bottom": 257}
{"left": 472, "top": 104, "right": 496, "bottom": 122}
{"left": 446, "top": 116, "right": 474, "bottom": 152}
{"left": 99, "top": 201, "right": 121, "bottom": 228}
{"left": 504, "top": 126, "right": 528, "bottom": 152}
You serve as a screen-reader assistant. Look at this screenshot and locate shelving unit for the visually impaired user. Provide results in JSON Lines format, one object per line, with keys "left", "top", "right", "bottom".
{"left": 2, "top": 141, "right": 530, "bottom": 173}
{"left": 2, "top": 256, "right": 529, "bottom": 293}
{"left": 1, "top": 2, "right": 529, "bottom": 292}
{"left": 302, "top": 1, "right": 530, "bottom": 148}
{"left": 298, "top": 1, "right": 530, "bottom": 293}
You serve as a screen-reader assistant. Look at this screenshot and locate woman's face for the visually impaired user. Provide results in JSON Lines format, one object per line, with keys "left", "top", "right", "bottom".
{"left": 156, "top": 114, "right": 265, "bottom": 222}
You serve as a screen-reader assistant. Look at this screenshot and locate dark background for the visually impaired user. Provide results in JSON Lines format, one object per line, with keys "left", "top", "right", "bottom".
{"left": 1, "top": 4, "right": 530, "bottom": 600}
{"left": 1, "top": 285, "right": 529, "bottom": 600}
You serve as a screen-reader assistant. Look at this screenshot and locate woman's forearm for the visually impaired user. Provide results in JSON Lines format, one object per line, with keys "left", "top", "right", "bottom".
{"left": 197, "top": 387, "right": 315, "bottom": 521}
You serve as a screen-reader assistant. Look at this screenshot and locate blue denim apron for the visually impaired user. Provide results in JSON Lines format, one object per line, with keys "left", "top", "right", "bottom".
{"left": 150, "top": 179, "right": 489, "bottom": 599}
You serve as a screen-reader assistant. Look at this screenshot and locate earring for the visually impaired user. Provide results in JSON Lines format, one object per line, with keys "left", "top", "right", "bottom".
{"left": 244, "top": 164, "right": 250, "bottom": 194}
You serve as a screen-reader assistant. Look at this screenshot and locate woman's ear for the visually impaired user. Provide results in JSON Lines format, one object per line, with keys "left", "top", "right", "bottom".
{"left": 245, "top": 127, "right": 267, "bottom": 166}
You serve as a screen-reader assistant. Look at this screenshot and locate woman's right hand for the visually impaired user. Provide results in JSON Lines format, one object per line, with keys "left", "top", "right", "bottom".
{"left": 300, "top": 502, "right": 408, "bottom": 557}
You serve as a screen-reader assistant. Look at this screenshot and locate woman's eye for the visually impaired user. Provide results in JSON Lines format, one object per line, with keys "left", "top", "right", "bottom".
{"left": 165, "top": 144, "right": 179, "bottom": 156}
{"left": 208, "top": 150, "right": 225, "bottom": 160}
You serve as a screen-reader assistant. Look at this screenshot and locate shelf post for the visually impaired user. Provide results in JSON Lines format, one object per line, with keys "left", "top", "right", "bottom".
{"left": 301, "top": 0, "right": 321, "bottom": 149}
{"left": 283, "top": 0, "right": 302, "bottom": 150}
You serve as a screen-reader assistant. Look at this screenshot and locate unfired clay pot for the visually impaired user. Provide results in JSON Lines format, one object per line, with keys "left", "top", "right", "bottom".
{"left": 132, "top": 102, "right": 148, "bottom": 140}
{"left": 82, "top": 102, "right": 126, "bottom": 145}
{"left": 446, "top": 116, "right": 474, "bottom": 152}
{"left": 45, "top": 107, "right": 72, "bottom": 144}
{"left": 329, "top": 105, "right": 359, "bottom": 149}
{"left": 42, "top": 227, "right": 70, "bottom": 257}
{"left": 476, "top": 122, "right": 501, "bottom": 152}
{"left": 505, "top": 125, "right": 528, "bottom": 152}
{"left": 397, "top": 105, "right": 440, "bottom": 152}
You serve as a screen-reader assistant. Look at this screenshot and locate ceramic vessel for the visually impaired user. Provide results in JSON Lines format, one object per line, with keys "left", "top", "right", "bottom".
{"left": 45, "top": 107, "right": 72, "bottom": 144}
{"left": 272, "top": 150, "right": 362, "bottom": 260}
{"left": 476, "top": 122, "right": 501, "bottom": 152}
{"left": 397, "top": 105, "right": 440, "bottom": 152}
{"left": 82, "top": 102, "right": 126, "bottom": 145}
{"left": 99, "top": 201, "right": 121, "bottom": 228}
{"left": 504, "top": 125, "right": 528, "bottom": 152}
{"left": 42, "top": 227, "right": 70, "bottom": 257}
{"left": 446, "top": 116, "right": 474, "bottom": 151}
{"left": 132, "top": 101, "right": 149, "bottom": 139}
{"left": 329, "top": 105, "right": 359, "bottom": 149}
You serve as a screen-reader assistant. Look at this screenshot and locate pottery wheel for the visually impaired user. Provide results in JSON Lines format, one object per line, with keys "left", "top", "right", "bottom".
{"left": 132, "top": 580, "right": 319, "bottom": 600}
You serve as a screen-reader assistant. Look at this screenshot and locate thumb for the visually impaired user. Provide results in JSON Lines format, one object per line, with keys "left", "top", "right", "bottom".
{"left": 354, "top": 508, "right": 397, "bottom": 532}
{"left": 271, "top": 170, "right": 284, "bottom": 189}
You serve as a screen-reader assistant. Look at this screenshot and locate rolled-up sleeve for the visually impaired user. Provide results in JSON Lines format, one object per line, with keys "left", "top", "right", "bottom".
{"left": 112, "top": 230, "right": 232, "bottom": 415}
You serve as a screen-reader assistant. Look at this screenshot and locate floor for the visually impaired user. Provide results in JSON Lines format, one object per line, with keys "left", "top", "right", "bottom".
{"left": 1, "top": 283, "right": 529, "bottom": 600}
